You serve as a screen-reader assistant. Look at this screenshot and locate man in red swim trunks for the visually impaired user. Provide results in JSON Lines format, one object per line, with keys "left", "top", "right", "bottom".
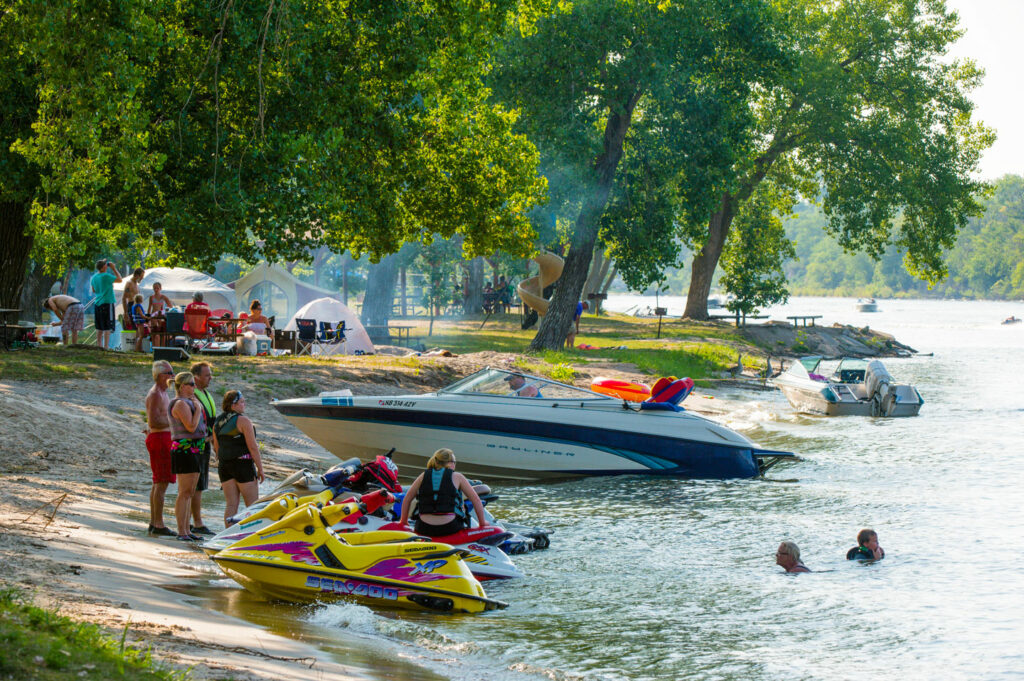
{"left": 145, "top": 360, "right": 177, "bottom": 536}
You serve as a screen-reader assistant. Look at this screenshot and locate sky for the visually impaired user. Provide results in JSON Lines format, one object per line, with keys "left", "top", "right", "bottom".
{"left": 945, "top": 0, "right": 1024, "bottom": 180}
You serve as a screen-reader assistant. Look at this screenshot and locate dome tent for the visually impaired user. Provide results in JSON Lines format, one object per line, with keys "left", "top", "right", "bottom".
{"left": 284, "top": 297, "right": 374, "bottom": 356}
{"left": 114, "top": 267, "right": 237, "bottom": 313}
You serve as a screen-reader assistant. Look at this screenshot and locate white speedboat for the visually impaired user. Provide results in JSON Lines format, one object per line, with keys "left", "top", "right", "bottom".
{"left": 273, "top": 368, "right": 794, "bottom": 481}
{"left": 772, "top": 357, "right": 923, "bottom": 417}
{"left": 856, "top": 298, "right": 879, "bottom": 312}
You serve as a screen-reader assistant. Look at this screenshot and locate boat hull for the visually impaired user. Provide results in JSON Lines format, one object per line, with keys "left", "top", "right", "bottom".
{"left": 214, "top": 557, "right": 504, "bottom": 613}
{"left": 275, "top": 401, "right": 765, "bottom": 481}
{"left": 777, "top": 384, "right": 922, "bottom": 417}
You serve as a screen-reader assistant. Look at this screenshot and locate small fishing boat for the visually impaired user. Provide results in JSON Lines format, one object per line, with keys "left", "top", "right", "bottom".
{"left": 772, "top": 356, "right": 923, "bottom": 417}
{"left": 855, "top": 298, "right": 878, "bottom": 312}
{"left": 1002, "top": 316, "right": 1021, "bottom": 325}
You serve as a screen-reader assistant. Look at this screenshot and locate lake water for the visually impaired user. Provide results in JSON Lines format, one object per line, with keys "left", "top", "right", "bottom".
{"left": 178, "top": 296, "right": 1024, "bottom": 680}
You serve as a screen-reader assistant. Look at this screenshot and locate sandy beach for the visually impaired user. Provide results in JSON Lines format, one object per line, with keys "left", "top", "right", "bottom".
{"left": 0, "top": 347, "right": 742, "bottom": 679}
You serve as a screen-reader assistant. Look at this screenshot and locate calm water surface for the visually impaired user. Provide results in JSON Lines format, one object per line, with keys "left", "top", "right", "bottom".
{"left": 179, "top": 297, "right": 1024, "bottom": 680}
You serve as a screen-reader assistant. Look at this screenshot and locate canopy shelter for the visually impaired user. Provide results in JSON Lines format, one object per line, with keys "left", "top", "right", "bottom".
{"left": 230, "top": 262, "right": 343, "bottom": 323}
{"left": 114, "top": 267, "right": 237, "bottom": 312}
{"left": 284, "top": 297, "right": 374, "bottom": 356}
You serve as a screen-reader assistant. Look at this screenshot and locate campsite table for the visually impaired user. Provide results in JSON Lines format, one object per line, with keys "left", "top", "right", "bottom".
{"left": 786, "top": 315, "right": 822, "bottom": 327}
{"left": 210, "top": 318, "right": 245, "bottom": 342}
{"left": 0, "top": 308, "right": 22, "bottom": 349}
{"left": 389, "top": 324, "right": 414, "bottom": 347}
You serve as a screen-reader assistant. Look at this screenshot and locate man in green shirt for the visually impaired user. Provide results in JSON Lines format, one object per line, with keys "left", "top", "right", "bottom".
{"left": 89, "top": 259, "right": 122, "bottom": 350}
{"left": 189, "top": 361, "right": 217, "bottom": 535}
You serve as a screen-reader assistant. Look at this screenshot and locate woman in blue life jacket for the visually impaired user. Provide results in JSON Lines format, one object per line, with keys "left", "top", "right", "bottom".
{"left": 399, "top": 448, "right": 487, "bottom": 537}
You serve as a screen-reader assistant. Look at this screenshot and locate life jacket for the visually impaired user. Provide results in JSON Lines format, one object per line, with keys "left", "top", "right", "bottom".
{"left": 346, "top": 454, "right": 402, "bottom": 492}
{"left": 416, "top": 467, "right": 464, "bottom": 519}
{"left": 846, "top": 546, "right": 875, "bottom": 560}
{"left": 213, "top": 412, "right": 248, "bottom": 461}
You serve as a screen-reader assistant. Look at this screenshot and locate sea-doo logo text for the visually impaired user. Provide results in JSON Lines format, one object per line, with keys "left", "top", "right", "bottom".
{"left": 467, "top": 544, "right": 491, "bottom": 554}
{"left": 410, "top": 559, "right": 447, "bottom": 575}
{"left": 378, "top": 400, "right": 415, "bottom": 407}
{"left": 305, "top": 576, "right": 398, "bottom": 600}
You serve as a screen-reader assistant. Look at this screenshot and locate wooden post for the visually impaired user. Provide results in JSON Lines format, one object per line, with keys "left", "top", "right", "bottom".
{"left": 655, "top": 306, "right": 667, "bottom": 339}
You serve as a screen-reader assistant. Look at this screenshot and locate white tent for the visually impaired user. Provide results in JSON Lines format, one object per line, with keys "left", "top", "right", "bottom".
{"left": 114, "top": 267, "right": 237, "bottom": 313}
{"left": 284, "top": 297, "right": 374, "bottom": 355}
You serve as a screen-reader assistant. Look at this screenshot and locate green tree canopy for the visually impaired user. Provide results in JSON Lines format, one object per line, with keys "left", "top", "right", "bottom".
{"left": 0, "top": 0, "right": 547, "bottom": 307}
{"left": 680, "top": 0, "right": 993, "bottom": 319}
{"left": 490, "top": 0, "right": 790, "bottom": 349}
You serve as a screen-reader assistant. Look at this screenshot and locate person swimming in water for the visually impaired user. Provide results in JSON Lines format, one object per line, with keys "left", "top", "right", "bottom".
{"left": 776, "top": 541, "right": 811, "bottom": 573}
{"left": 846, "top": 528, "right": 885, "bottom": 561}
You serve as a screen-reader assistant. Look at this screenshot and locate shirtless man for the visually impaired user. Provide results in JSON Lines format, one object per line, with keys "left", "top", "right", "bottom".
{"left": 42, "top": 295, "right": 85, "bottom": 344}
{"left": 145, "top": 360, "right": 177, "bottom": 536}
{"left": 505, "top": 372, "right": 540, "bottom": 397}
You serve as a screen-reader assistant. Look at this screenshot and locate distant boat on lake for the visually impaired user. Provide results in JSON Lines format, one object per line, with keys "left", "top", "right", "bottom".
{"left": 856, "top": 298, "right": 878, "bottom": 312}
{"left": 1002, "top": 315, "right": 1021, "bottom": 325}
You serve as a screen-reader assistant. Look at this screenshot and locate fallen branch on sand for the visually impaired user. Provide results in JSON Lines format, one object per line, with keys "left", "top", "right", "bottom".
{"left": 185, "top": 635, "right": 318, "bottom": 668}
{"left": 20, "top": 492, "right": 68, "bottom": 529}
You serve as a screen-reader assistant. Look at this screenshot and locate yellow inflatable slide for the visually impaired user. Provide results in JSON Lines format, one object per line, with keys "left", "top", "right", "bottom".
{"left": 517, "top": 252, "right": 564, "bottom": 316}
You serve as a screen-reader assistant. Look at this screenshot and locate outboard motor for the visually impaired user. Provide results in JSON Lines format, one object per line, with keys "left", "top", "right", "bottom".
{"left": 865, "top": 361, "right": 896, "bottom": 416}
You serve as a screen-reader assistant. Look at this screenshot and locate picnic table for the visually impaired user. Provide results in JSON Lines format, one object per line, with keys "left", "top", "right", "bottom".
{"left": 710, "top": 311, "right": 768, "bottom": 327}
{"left": 0, "top": 308, "right": 23, "bottom": 349}
{"left": 786, "top": 315, "right": 822, "bottom": 327}
{"left": 210, "top": 318, "right": 246, "bottom": 342}
{"left": 365, "top": 323, "right": 415, "bottom": 347}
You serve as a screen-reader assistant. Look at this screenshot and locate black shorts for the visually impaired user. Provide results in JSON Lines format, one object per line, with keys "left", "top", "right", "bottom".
{"left": 170, "top": 439, "right": 203, "bottom": 475}
{"left": 195, "top": 442, "right": 211, "bottom": 491}
{"left": 218, "top": 457, "right": 257, "bottom": 484}
{"left": 94, "top": 303, "right": 115, "bottom": 331}
{"left": 414, "top": 517, "right": 466, "bottom": 537}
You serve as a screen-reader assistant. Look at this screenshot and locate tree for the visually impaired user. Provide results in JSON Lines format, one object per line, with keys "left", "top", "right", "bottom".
{"left": 719, "top": 187, "right": 795, "bottom": 317}
{"left": 1, "top": 0, "right": 547, "bottom": 308}
{"left": 490, "top": 0, "right": 789, "bottom": 349}
{"left": 681, "top": 0, "right": 993, "bottom": 319}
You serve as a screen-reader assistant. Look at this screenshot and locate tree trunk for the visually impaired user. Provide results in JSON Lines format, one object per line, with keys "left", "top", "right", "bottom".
{"left": 582, "top": 247, "right": 605, "bottom": 300}
{"left": 600, "top": 264, "right": 617, "bottom": 295}
{"left": 19, "top": 260, "right": 59, "bottom": 323}
{"left": 361, "top": 253, "right": 400, "bottom": 328}
{"left": 683, "top": 195, "right": 735, "bottom": 320}
{"left": 0, "top": 201, "right": 32, "bottom": 311}
{"left": 341, "top": 258, "right": 349, "bottom": 304}
{"left": 530, "top": 92, "right": 640, "bottom": 350}
{"left": 466, "top": 257, "right": 484, "bottom": 314}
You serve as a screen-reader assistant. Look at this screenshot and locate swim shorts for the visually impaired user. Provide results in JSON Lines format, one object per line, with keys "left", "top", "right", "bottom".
{"left": 170, "top": 438, "right": 204, "bottom": 475}
{"left": 63, "top": 303, "right": 85, "bottom": 331}
{"left": 145, "top": 431, "right": 175, "bottom": 484}
{"left": 414, "top": 516, "right": 466, "bottom": 538}
{"left": 218, "top": 457, "right": 257, "bottom": 484}
{"left": 94, "top": 303, "right": 115, "bottom": 332}
{"left": 195, "top": 441, "right": 211, "bottom": 491}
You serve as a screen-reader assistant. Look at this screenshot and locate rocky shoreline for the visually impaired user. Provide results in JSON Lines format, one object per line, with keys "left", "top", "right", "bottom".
{"left": 739, "top": 321, "right": 918, "bottom": 360}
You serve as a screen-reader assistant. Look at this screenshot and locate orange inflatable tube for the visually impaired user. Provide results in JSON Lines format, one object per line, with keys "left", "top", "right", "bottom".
{"left": 590, "top": 377, "right": 651, "bottom": 402}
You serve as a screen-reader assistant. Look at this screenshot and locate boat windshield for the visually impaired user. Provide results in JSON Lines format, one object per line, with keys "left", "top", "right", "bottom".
{"left": 798, "top": 356, "right": 823, "bottom": 373}
{"left": 439, "top": 368, "right": 611, "bottom": 400}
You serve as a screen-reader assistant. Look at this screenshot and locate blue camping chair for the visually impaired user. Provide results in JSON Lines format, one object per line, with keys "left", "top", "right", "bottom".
{"left": 295, "top": 318, "right": 317, "bottom": 356}
{"left": 317, "top": 320, "right": 347, "bottom": 354}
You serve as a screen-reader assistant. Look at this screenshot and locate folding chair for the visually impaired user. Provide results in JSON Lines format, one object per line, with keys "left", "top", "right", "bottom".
{"left": 295, "top": 318, "right": 317, "bottom": 356}
{"left": 317, "top": 320, "right": 347, "bottom": 355}
{"left": 184, "top": 311, "right": 216, "bottom": 352}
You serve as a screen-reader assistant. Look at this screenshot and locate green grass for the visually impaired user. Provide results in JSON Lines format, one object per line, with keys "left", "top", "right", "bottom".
{"left": 1, "top": 313, "right": 769, "bottom": 384}
{"left": 0, "top": 587, "right": 189, "bottom": 680}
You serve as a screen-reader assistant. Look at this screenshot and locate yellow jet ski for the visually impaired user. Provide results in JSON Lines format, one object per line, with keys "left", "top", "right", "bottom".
{"left": 212, "top": 504, "right": 508, "bottom": 613}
